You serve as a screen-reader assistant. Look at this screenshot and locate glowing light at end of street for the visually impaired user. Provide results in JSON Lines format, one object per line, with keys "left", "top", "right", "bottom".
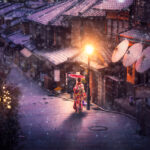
{"left": 85, "top": 45, "right": 94, "bottom": 55}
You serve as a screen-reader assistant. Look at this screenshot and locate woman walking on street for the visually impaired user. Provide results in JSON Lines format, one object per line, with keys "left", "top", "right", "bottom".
{"left": 73, "top": 78, "right": 86, "bottom": 113}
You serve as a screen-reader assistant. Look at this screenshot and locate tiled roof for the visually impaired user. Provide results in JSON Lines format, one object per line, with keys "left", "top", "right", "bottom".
{"left": 24, "top": 41, "right": 36, "bottom": 51}
{"left": 10, "top": 18, "right": 24, "bottom": 27}
{"left": 8, "top": 31, "right": 30, "bottom": 45}
{"left": 82, "top": 8, "right": 105, "bottom": 17}
{"left": 72, "top": 52, "right": 106, "bottom": 70}
{"left": 52, "top": 16, "right": 69, "bottom": 27}
{"left": 0, "top": 3, "right": 24, "bottom": 16}
{"left": 27, "top": 0, "right": 78, "bottom": 25}
{"left": 120, "top": 29, "right": 150, "bottom": 42}
{"left": 64, "top": 0, "right": 98, "bottom": 16}
{"left": 4, "top": 8, "right": 33, "bottom": 20}
{"left": 94, "top": 0, "right": 133, "bottom": 11}
{"left": 34, "top": 47, "right": 79, "bottom": 65}
{"left": 25, "top": 1, "right": 46, "bottom": 9}
{"left": 72, "top": 47, "right": 113, "bottom": 70}
{"left": 0, "top": 3, "right": 11, "bottom": 9}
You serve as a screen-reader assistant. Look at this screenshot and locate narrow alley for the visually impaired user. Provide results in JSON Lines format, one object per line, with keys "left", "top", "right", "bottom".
{"left": 6, "top": 65, "right": 150, "bottom": 150}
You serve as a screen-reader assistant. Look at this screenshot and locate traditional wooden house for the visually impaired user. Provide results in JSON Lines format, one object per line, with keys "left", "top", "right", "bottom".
{"left": 3, "top": 8, "right": 34, "bottom": 34}
{"left": 24, "top": 0, "right": 47, "bottom": 9}
{"left": 27, "top": 0, "right": 79, "bottom": 50}
{"left": 115, "top": 0, "right": 150, "bottom": 99}
{"left": 61, "top": 0, "right": 115, "bottom": 105}
{"left": 0, "top": 2, "right": 12, "bottom": 25}
{"left": 0, "top": 3, "right": 24, "bottom": 48}
{"left": 132, "top": 0, "right": 150, "bottom": 29}
{"left": 93, "top": 0, "right": 150, "bottom": 107}
{"left": 0, "top": 3, "right": 24, "bottom": 25}
{"left": 94, "top": 0, "right": 134, "bottom": 41}
{"left": 33, "top": 47, "right": 80, "bottom": 89}
{"left": 119, "top": 29, "right": 150, "bottom": 97}
{"left": 0, "top": 5, "right": 46, "bottom": 65}
{"left": 91, "top": 0, "right": 135, "bottom": 104}
{"left": 7, "top": 0, "right": 80, "bottom": 90}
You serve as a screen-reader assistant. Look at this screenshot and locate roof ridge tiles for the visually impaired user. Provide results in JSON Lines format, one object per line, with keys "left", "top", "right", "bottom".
{"left": 81, "top": 0, "right": 103, "bottom": 16}
{"left": 51, "top": 0, "right": 79, "bottom": 24}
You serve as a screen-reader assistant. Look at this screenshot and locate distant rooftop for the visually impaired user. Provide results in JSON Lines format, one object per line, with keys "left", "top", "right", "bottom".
{"left": 94, "top": 0, "right": 133, "bottom": 11}
{"left": 25, "top": 0, "right": 46, "bottom": 9}
{"left": 64, "top": 0, "right": 98, "bottom": 16}
{"left": 24, "top": 41, "right": 36, "bottom": 51}
{"left": 0, "top": 3, "right": 11, "bottom": 9}
{"left": 8, "top": 31, "right": 30, "bottom": 45}
{"left": 4, "top": 8, "right": 33, "bottom": 20}
{"left": 10, "top": 18, "right": 24, "bottom": 27}
{"left": 27, "top": 0, "right": 78, "bottom": 25}
{"left": 0, "top": 3, "right": 24, "bottom": 16}
{"left": 82, "top": 8, "right": 105, "bottom": 17}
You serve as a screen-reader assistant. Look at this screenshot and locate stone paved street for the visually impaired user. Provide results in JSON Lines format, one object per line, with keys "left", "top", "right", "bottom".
{"left": 7, "top": 66, "right": 150, "bottom": 150}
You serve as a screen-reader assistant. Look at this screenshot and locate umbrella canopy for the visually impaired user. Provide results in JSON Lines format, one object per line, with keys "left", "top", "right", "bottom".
{"left": 68, "top": 74, "right": 85, "bottom": 79}
{"left": 123, "top": 43, "right": 143, "bottom": 67}
{"left": 136, "top": 46, "right": 150, "bottom": 73}
{"left": 112, "top": 39, "right": 129, "bottom": 63}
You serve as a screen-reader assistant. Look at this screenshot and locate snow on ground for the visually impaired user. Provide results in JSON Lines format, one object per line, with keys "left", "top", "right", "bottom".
{"left": 6, "top": 65, "right": 150, "bottom": 150}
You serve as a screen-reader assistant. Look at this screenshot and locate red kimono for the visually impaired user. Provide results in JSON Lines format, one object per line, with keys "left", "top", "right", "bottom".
{"left": 73, "top": 82, "right": 86, "bottom": 112}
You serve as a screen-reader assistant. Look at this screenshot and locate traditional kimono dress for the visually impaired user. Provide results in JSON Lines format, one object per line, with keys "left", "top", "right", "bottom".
{"left": 73, "top": 82, "right": 86, "bottom": 113}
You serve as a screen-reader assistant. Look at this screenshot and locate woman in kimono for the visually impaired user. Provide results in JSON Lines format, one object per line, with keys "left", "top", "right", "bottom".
{"left": 73, "top": 78, "right": 86, "bottom": 113}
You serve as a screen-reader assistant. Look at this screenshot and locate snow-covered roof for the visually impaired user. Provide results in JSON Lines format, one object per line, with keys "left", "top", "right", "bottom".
{"left": 4, "top": 8, "right": 33, "bottom": 20}
{"left": 120, "top": 29, "right": 150, "bottom": 42}
{"left": 27, "top": 0, "right": 78, "bottom": 25}
{"left": 10, "top": 18, "right": 24, "bottom": 27}
{"left": 8, "top": 31, "right": 30, "bottom": 45}
{"left": 0, "top": 3, "right": 24, "bottom": 16}
{"left": 94, "top": 0, "right": 133, "bottom": 11}
{"left": 52, "top": 16, "right": 69, "bottom": 27}
{"left": 72, "top": 44, "right": 112, "bottom": 69}
{"left": 64, "top": 0, "right": 98, "bottom": 16}
{"left": 34, "top": 48, "right": 79, "bottom": 65}
{"left": 72, "top": 52, "right": 106, "bottom": 70}
{"left": 0, "top": 3, "right": 11, "bottom": 9}
{"left": 25, "top": 0, "right": 46, "bottom": 9}
{"left": 82, "top": 9, "right": 106, "bottom": 17}
{"left": 24, "top": 41, "right": 36, "bottom": 51}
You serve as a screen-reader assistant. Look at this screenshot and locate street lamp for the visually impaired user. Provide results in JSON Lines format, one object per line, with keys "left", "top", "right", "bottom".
{"left": 85, "top": 45, "right": 94, "bottom": 110}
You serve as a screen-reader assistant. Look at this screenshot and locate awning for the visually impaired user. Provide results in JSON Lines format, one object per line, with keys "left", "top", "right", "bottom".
{"left": 72, "top": 52, "right": 106, "bottom": 70}
{"left": 106, "top": 75, "right": 123, "bottom": 82}
{"left": 20, "top": 48, "right": 32, "bottom": 58}
{"left": 119, "top": 29, "right": 150, "bottom": 42}
{"left": 34, "top": 47, "right": 79, "bottom": 65}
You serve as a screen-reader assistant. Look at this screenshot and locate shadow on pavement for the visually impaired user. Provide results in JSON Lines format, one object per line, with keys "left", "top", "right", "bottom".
{"left": 47, "top": 112, "right": 88, "bottom": 150}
